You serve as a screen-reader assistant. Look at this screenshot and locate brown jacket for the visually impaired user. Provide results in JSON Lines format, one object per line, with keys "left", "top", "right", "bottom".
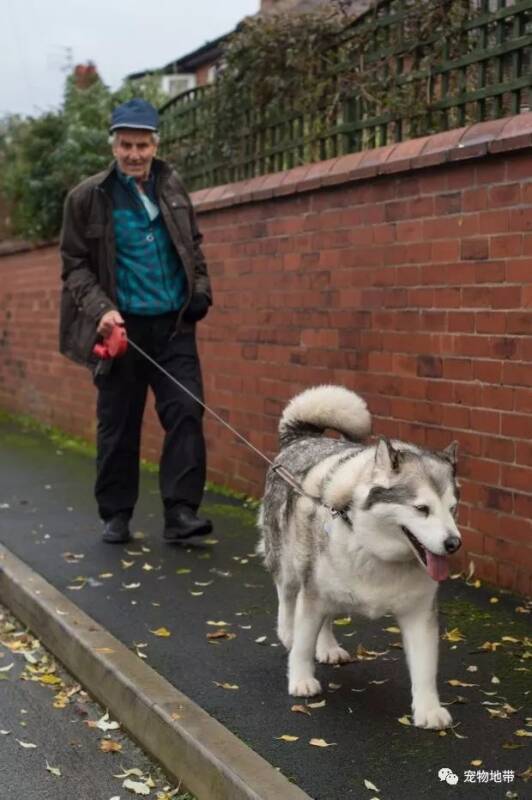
{"left": 59, "top": 158, "right": 212, "bottom": 367}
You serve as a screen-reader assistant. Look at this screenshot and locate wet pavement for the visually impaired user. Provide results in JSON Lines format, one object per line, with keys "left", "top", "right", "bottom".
{"left": 0, "top": 416, "right": 530, "bottom": 799}
{"left": 0, "top": 600, "right": 192, "bottom": 800}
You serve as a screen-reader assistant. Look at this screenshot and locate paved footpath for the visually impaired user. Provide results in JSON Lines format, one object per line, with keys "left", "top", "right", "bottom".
{"left": 0, "top": 417, "right": 530, "bottom": 799}
{"left": 0, "top": 600, "right": 193, "bottom": 800}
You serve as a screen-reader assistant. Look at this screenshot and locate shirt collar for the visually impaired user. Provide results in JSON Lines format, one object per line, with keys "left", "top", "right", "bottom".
{"left": 115, "top": 165, "right": 155, "bottom": 192}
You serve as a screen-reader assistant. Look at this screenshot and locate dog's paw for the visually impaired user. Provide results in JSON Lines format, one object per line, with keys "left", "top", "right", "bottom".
{"left": 316, "top": 645, "right": 351, "bottom": 665}
{"left": 413, "top": 704, "right": 452, "bottom": 730}
{"left": 289, "top": 677, "right": 322, "bottom": 697}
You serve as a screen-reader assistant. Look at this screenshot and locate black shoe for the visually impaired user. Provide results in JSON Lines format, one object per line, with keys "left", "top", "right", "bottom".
{"left": 163, "top": 506, "right": 213, "bottom": 541}
{"left": 102, "top": 513, "right": 131, "bottom": 544}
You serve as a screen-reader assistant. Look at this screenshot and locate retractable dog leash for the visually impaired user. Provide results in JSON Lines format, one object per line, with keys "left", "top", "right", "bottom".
{"left": 92, "top": 325, "right": 349, "bottom": 521}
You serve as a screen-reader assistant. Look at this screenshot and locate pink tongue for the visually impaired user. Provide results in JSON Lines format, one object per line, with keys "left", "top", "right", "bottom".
{"left": 426, "top": 551, "right": 449, "bottom": 582}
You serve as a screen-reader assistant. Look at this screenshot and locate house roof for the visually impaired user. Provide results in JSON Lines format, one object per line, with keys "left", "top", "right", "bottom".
{"left": 127, "top": 1, "right": 372, "bottom": 82}
{"left": 126, "top": 31, "right": 230, "bottom": 81}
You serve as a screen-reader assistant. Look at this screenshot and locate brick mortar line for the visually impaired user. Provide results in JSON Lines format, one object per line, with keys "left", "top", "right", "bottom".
{"left": 0, "top": 543, "right": 312, "bottom": 800}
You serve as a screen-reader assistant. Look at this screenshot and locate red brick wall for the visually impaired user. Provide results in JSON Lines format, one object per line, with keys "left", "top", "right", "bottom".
{"left": 0, "top": 117, "right": 531, "bottom": 594}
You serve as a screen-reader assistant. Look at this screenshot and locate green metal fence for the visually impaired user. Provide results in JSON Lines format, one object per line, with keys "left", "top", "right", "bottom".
{"left": 159, "top": 0, "right": 532, "bottom": 190}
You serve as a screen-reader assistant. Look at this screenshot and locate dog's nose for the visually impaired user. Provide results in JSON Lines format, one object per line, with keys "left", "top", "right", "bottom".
{"left": 444, "top": 535, "right": 461, "bottom": 554}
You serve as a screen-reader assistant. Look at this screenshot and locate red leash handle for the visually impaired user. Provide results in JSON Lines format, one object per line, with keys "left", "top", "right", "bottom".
{"left": 93, "top": 325, "right": 128, "bottom": 360}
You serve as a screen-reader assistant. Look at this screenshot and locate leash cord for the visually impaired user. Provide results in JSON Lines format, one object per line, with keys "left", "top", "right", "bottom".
{"left": 127, "top": 337, "right": 275, "bottom": 468}
{"left": 126, "top": 336, "right": 348, "bottom": 521}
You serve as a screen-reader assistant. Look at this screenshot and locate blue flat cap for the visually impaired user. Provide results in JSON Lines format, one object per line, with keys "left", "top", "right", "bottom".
{"left": 110, "top": 98, "right": 159, "bottom": 132}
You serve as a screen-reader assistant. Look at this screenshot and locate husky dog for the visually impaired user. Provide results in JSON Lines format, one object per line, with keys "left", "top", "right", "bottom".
{"left": 258, "top": 385, "right": 461, "bottom": 730}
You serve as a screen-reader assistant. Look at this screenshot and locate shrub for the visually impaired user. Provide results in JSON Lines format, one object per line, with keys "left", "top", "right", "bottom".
{"left": 0, "top": 69, "right": 165, "bottom": 240}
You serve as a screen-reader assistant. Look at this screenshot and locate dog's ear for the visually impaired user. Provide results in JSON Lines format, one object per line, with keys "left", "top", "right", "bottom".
{"left": 373, "top": 438, "right": 402, "bottom": 483}
{"left": 442, "top": 441, "right": 459, "bottom": 466}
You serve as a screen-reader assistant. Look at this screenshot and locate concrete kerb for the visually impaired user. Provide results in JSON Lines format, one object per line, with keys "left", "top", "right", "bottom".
{"left": 0, "top": 544, "right": 312, "bottom": 800}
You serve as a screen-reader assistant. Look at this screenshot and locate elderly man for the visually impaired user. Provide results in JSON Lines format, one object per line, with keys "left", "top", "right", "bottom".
{"left": 59, "top": 98, "right": 213, "bottom": 544}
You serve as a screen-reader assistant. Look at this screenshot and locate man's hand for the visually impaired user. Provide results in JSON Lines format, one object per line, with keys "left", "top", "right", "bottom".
{"left": 97, "top": 309, "right": 124, "bottom": 338}
{"left": 183, "top": 294, "right": 210, "bottom": 323}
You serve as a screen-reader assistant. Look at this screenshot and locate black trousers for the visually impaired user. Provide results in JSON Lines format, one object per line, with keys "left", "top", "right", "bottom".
{"left": 94, "top": 313, "right": 206, "bottom": 522}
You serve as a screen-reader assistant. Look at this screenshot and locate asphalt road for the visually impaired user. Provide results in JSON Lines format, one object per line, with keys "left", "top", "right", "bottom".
{"left": 0, "top": 600, "right": 192, "bottom": 800}
{"left": 0, "top": 417, "right": 530, "bottom": 799}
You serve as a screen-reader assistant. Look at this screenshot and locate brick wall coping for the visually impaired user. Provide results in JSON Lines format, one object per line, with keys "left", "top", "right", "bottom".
{"left": 191, "top": 112, "right": 532, "bottom": 213}
{"left": 0, "top": 238, "right": 57, "bottom": 259}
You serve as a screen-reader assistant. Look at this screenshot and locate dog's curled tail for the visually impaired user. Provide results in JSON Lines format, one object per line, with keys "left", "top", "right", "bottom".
{"left": 279, "top": 385, "right": 371, "bottom": 448}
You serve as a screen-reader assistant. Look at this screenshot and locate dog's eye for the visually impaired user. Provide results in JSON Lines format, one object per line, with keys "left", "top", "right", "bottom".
{"left": 450, "top": 504, "right": 458, "bottom": 517}
{"left": 414, "top": 505, "right": 430, "bottom": 517}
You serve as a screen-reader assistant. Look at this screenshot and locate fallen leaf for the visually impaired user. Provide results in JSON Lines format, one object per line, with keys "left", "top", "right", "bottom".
{"left": 487, "top": 707, "right": 508, "bottom": 719}
{"left": 40, "top": 674, "right": 62, "bottom": 686}
{"left": 100, "top": 739, "right": 122, "bottom": 753}
{"left": 383, "top": 626, "right": 400, "bottom": 634}
{"left": 255, "top": 636, "right": 267, "bottom": 644}
{"left": 206, "top": 630, "right": 236, "bottom": 641}
{"left": 398, "top": 715, "right": 411, "bottom": 726}
{"left": 471, "top": 759, "right": 482, "bottom": 766}
{"left": 489, "top": 597, "right": 499, "bottom": 604}
{"left": 62, "top": 552, "right": 84, "bottom": 563}
{"left": 207, "top": 620, "right": 231, "bottom": 627}
{"left": 519, "top": 766, "right": 532, "bottom": 781}
{"left": 150, "top": 627, "right": 171, "bottom": 637}
{"left": 449, "top": 723, "right": 468, "bottom": 739}
{"left": 176, "top": 568, "right": 191, "bottom": 575}
{"left": 466, "top": 665, "right": 478, "bottom": 673}
{"left": 291, "top": 705, "right": 311, "bottom": 716}
{"left": 514, "top": 729, "right": 532, "bottom": 737}
{"left": 45, "top": 761, "right": 62, "bottom": 776}
{"left": 333, "top": 617, "right": 351, "bottom": 626}
{"left": 480, "top": 641, "right": 501, "bottom": 652}
{"left": 122, "top": 778, "right": 150, "bottom": 795}
{"left": 491, "top": 675, "right": 500, "bottom": 684}
{"left": 364, "top": 778, "right": 380, "bottom": 792}
{"left": 276, "top": 734, "right": 299, "bottom": 742}
{"left": 356, "top": 644, "right": 388, "bottom": 660}
{"left": 141, "top": 563, "right": 154, "bottom": 572}
{"left": 213, "top": 682, "right": 239, "bottom": 690}
{"left": 442, "top": 628, "right": 465, "bottom": 643}
{"left": 447, "top": 679, "right": 477, "bottom": 688}
{"left": 95, "top": 712, "right": 120, "bottom": 732}
{"left": 308, "top": 700, "right": 327, "bottom": 709}
{"left": 310, "top": 738, "right": 336, "bottom": 747}
{"left": 113, "top": 768, "right": 144, "bottom": 779}
{"left": 16, "top": 739, "right": 37, "bottom": 748}
{"left": 122, "top": 582, "right": 141, "bottom": 590}
{"left": 0, "top": 663, "right": 14, "bottom": 672}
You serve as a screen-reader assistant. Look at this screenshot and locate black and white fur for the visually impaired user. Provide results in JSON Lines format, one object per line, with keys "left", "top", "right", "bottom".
{"left": 258, "top": 385, "right": 461, "bottom": 730}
